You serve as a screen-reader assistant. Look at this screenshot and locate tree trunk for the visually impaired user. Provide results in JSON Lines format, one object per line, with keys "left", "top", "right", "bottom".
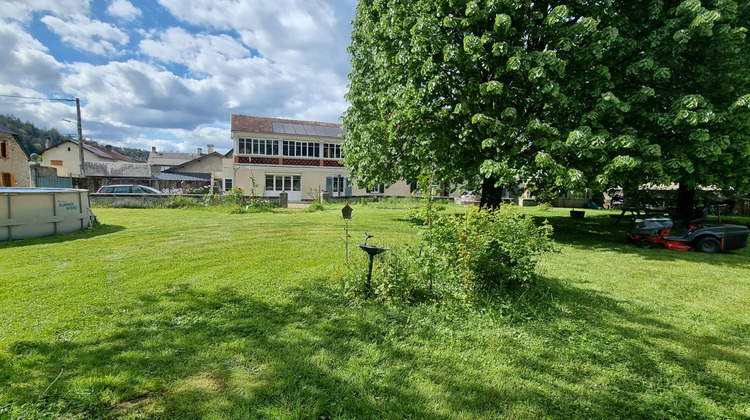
{"left": 676, "top": 183, "right": 697, "bottom": 221}
{"left": 480, "top": 176, "right": 504, "bottom": 208}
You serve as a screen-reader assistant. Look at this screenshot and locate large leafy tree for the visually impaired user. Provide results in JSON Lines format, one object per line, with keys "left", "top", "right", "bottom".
{"left": 539, "top": 0, "right": 750, "bottom": 215}
{"left": 343, "top": 0, "right": 614, "bottom": 206}
{"left": 343, "top": 0, "right": 750, "bottom": 211}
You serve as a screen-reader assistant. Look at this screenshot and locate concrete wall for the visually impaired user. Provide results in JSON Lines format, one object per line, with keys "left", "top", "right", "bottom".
{"left": 0, "top": 132, "right": 31, "bottom": 187}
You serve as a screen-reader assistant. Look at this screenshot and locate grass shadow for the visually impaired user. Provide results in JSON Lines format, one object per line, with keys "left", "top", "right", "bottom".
{"left": 0, "top": 284, "right": 436, "bottom": 418}
{"left": 535, "top": 212, "right": 750, "bottom": 265}
{"left": 484, "top": 275, "right": 750, "bottom": 418}
{"left": 2, "top": 279, "right": 748, "bottom": 418}
{"left": 0, "top": 224, "right": 126, "bottom": 249}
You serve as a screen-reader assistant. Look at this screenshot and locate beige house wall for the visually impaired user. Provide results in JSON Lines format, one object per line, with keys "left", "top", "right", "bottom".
{"left": 228, "top": 164, "right": 413, "bottom": 200}
{"left": 0, "top": 132, "right": 31, "bottom": 187}
{"left": 40, "top": 143, "right": 109, "bottom": 177}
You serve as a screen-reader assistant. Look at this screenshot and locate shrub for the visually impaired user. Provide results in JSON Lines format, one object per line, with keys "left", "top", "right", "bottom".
{"left": 339, "top": 245, "right": 427, "bottom": 304}
{"left": 308, "top": 202, "right": 325, "bottom": 212}
{"left": 161, "top": 195, "right": 200, "bottom": 209}
{"left": 537, "top": 202, "right": 553, "bottom": 212}
{"left": 342, "top": 204, "right": 554, "bottom": 304}
{"left": 225, "top": 187, "right": 246, "bottom": 206}
{"left": 428, "top": 205, "right": 554, "bottom": 294}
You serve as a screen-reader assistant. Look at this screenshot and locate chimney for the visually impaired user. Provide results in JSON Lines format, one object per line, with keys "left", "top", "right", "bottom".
{"left": 197, "top": 147, "right": 203, "bottom": 155}
{"left": 152, "top": 146, "right": 157, "bottom": 153}
{"left": 45, "top": 137, "right": 51, "bottom": 149}
{"left": 106, "top": 144, "right": 112, "bottom": 150}
{"left": 207, "top": 144, "right": 214, "bottom": 154}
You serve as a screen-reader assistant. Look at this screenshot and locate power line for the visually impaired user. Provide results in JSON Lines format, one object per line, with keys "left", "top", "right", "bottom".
{"left": 0, "top": 94, "right": 75, "bottom": 102}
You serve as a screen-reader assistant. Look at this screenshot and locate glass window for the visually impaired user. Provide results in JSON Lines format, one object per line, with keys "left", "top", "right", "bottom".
{"left": 292, "top": 176, "right": 301, "bottom": 191}
{"left": 224, "top": 179, "right": 233, "bottom": 191}
{"left": 284, "top": 176, "right": 292, "bottom": 190}
{"left": 266, "top": 175, "right": 274, "bottom": 189}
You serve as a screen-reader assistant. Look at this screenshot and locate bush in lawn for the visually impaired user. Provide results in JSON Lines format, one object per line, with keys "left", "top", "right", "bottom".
{"left": 341, "top": 205, "right": 553, "bottom": 304}
{"left": 339, "top": 245, "right": 428, "bottom": 303}
{"left": 308, "top": 202, "right": 325, "bottom": 212}
{"left": 225, "top": 187, "right": 246, "bottom": 206}
{"left": 426, "top": 205, "right": 554, "bottom": 295}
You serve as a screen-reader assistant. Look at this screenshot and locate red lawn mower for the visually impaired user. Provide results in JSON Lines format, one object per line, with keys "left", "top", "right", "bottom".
{"left": 626, "top": 208, "right": 749, "bottom": 253}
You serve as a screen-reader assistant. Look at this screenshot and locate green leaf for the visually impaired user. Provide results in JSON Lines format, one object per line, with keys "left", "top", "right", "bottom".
{"left": 507, "top": 56, "right": 522, "bottom": 71}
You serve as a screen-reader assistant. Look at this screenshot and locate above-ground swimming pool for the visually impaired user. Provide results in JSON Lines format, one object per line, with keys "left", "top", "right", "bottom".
{"left": 0, "top": 188, "right": 94, "bottom": 241}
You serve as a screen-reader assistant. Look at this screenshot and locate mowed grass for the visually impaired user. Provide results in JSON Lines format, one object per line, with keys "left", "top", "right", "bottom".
{"left": 1, "top": 204, "right": 749, "bottom": 419}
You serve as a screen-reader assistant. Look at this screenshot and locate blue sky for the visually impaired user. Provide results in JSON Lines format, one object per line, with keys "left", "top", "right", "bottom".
{"left": 0, "top": 0, "right": 357, "bottom": 153}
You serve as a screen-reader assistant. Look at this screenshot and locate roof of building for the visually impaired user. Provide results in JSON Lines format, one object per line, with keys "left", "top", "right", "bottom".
{"left": 0, "top": 123, "right": 30, "bottom": 159}
{"left": 39, "top": 140, "right": 133, "bottom": 162}
{"left": 0, "top": 123, "right": 18, "bottom": 135}
{"left": 147, "top": 150, "right": 204, "bottom": 167}
{"left": 152, "top": 172, "right": 211, "bottom": 182}
{"left": 162, "top": 151, "right": 225, "bottom": 173}
{"left": 231, "top": 114, "right": 344, "bottom": 138}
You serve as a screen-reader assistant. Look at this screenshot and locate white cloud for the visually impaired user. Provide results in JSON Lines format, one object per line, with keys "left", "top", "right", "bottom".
{"left": 1, "top": 0, "right": 356, "bottom": 153}
{"left": 0, "top": 0, "right": 88, "bottom": 22}
{"left": 0, "top": 22, "right": 62, "bottom": 88}
{"left": 139, "top": 27, "right": 251, "bottom": 76}
{"left": 107, "top": 0, "right": 142, "bottom": 21}
{"left": 41, "top": 15, "right": 129, "bottom": 56}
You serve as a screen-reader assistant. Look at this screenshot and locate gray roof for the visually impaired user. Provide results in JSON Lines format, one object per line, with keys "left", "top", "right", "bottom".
{"left": 152, "top": 172, "right": 211, "bottom": 182}
{"left": 147, "top": 151, "right": 203, "bottom": 167}
{"left": 163, "top": 152, "right": 225, "bottom": 173}
{"left": 0, "top": 123, "right": 18, "bottom": 135}
{"left": 270, "top": 122, "right": 344, "bottom": 138}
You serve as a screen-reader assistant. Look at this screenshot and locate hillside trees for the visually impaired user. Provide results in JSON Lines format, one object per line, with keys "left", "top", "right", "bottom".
{"left": 343, "top": 0, "right": 750, "bottom": 211}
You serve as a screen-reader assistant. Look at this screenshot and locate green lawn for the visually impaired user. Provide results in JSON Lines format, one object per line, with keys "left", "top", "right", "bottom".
{"left": 1, "top": 204, "right": 749, "bottom": 419}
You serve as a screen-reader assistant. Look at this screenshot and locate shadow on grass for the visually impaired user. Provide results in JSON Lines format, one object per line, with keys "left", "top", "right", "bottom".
{"left": 0, "top": 223, "right": 125, "bottom": 249}
{"left": 536, "top": 212, "right": 750, "bottom": 265}
{"left": 2, "top": 279, "right": 748, "bottom": 418}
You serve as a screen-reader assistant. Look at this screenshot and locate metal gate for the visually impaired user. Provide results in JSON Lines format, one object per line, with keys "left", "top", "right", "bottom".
{"left": 37, "top": 176, "right": 73, "bottom": 188}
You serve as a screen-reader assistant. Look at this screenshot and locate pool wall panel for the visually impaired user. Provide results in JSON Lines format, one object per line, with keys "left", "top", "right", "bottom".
{"left": 0, "top": 188, "right": 93, "bottom": 241}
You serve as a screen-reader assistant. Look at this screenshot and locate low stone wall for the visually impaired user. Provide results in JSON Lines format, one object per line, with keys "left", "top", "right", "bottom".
{"left": 90, "top": 193, "right": 202, "bottom": 206}
{"left": 90, "top": 194, "right": 285, "bottom": 207}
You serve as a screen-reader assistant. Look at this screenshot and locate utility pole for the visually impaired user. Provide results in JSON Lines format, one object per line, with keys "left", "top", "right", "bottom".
{"left": 76, "top": 98, "right": 85, "bottom": 178}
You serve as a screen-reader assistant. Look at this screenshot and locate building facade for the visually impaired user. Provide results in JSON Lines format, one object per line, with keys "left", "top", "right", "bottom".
{"left": 0, "top": 124, "right": 31, "bottom": 187}
{"left": 229, "top": 114, "right": 411, "bottom": 200}
{"left": 40, "top": 140, "right": 132, "bottom": 177}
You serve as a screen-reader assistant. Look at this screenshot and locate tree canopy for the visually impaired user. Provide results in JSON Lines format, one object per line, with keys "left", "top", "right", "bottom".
{"left": 342, "top": 0, "right": 750, "bottom": 210}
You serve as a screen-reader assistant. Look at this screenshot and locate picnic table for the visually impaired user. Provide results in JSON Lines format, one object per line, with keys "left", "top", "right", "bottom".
{"left": 610, "top": 207, "right": 669, "bottom": 224}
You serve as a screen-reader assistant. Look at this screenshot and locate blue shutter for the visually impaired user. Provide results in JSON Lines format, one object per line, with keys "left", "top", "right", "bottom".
{"left": 345, "top": 177, "right": 352, "bottom": 196}
{"left": 325, "top": 176, "right": 332, "bottom": 193}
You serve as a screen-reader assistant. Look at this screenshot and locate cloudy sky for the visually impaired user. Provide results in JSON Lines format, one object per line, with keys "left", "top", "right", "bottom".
{"left": 0, "top": 0, "right": 357, "bottom": 153}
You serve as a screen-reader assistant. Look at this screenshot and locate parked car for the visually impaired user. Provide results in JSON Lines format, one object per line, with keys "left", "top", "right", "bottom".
{"left": 96, "top": 185, "right": 163, "bottom": 194}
